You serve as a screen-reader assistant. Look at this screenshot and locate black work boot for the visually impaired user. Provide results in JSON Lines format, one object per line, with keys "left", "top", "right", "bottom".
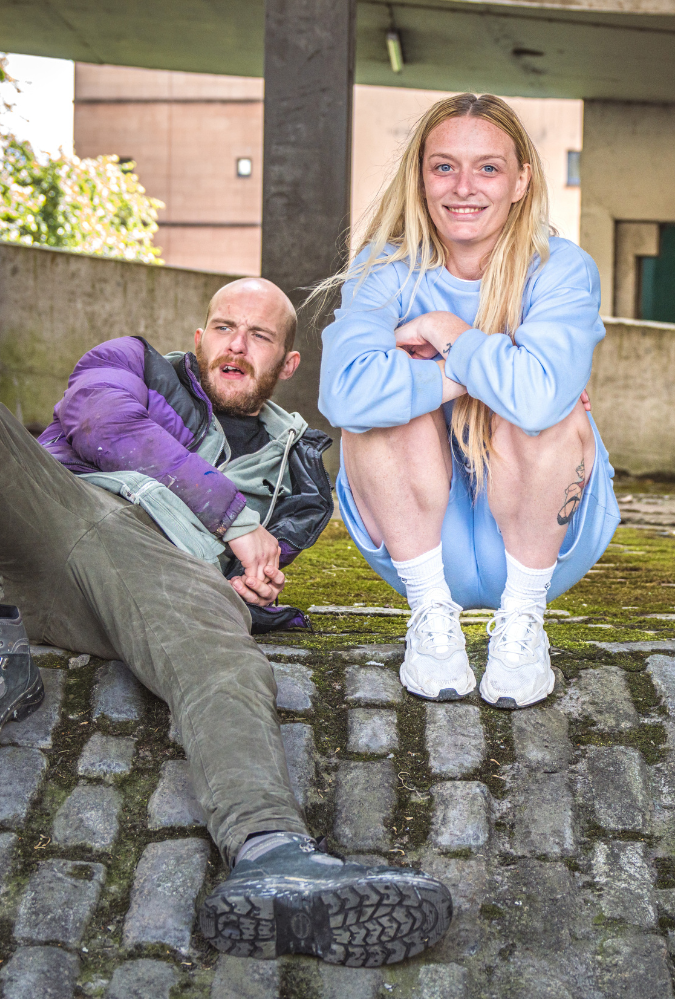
{"left": 0, "top": 605, "right": 44, "bottom": 729}
{"left": 199, "top": 833, "right": 452, "bottom": 966}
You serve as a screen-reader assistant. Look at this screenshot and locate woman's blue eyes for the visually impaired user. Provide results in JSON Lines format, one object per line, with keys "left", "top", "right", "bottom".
{"left": 434, "top": 164, "right": 498, "bottom": 174}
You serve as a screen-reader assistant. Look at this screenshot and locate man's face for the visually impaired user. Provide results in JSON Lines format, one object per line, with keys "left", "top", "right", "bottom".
{"left": 194, "top": 280, "right": 299, "bottom": 416}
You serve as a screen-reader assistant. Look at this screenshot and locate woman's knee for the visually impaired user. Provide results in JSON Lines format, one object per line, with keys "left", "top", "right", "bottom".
{"left": 493, "top": 400, "right": 592, "bottom": 459}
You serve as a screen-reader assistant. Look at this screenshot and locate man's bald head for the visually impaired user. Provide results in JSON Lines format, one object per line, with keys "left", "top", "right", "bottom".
{"left": 204, "top": 278, "right": 297, "bottom": 353}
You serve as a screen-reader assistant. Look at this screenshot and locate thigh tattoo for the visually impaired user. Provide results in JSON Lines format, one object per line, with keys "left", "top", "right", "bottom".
{"left": 557, "top": 459, "right": 585, "bottom": 526}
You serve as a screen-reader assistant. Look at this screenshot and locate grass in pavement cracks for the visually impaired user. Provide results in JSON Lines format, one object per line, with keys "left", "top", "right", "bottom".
{"left": 283, "top": 521, "right": 675, "bottom": 653}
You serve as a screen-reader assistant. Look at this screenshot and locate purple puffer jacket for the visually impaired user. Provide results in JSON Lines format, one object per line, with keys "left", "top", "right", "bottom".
{"left": 39, "top": 336, "right": 246, "bottom": 535}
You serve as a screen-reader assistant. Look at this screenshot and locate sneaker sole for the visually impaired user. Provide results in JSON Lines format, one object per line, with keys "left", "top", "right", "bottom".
{"left": 199, "top": 871, "right": 452, "bottom": 965}
{"left": 400, "top": 663, "right": 476, "bottom": 702}
{"left": 479, "top": 667, "right": 555, "bottom": 710}
{"left": 0, "top": 673, "right": 45, "bottom": 729}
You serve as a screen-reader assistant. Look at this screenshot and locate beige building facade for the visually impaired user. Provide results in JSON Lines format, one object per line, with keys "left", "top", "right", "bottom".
{"left": 74, "top": 63, "right": 583, "bottom": 276}
{"left": 580, "top": 100, "right": 675, "bottom": 320}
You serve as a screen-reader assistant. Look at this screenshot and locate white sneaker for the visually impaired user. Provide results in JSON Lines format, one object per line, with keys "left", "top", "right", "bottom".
{"left": 480, "top": 602, "right": 555, "bottom": 709}
{"left": 399, "top": 588, "right": 476, "bottom": 701}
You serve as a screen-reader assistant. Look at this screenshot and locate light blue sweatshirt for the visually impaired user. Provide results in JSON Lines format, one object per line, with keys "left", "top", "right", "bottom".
{"left": 319, "top": 236, "right": 604, "bottom": 436}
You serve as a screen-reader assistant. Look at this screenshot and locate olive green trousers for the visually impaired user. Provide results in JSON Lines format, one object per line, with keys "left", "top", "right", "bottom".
{"left": 0, "top": 405, "right": 306, "bottom": 862}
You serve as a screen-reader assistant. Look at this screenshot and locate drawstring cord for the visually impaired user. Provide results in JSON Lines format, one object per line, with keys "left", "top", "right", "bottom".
{"left": 261, "top": 428, "right": 297, "bottom": 529}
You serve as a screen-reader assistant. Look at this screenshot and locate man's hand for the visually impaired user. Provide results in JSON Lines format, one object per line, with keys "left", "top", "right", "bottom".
{"left": 229, "top": 526, "right": 285, "bottom": 606}
{"left": 581, "top": 390, "right": 591, "bottom": 412}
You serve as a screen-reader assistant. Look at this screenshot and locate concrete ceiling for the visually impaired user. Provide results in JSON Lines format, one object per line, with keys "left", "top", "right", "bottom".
{"left": 3, "top": 0, "right": 675, "bottom": 101}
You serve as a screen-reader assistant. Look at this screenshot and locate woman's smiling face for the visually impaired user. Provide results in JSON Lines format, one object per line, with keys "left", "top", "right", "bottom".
{"left": 422, "top": 115, "right": 531, "bottom": 257}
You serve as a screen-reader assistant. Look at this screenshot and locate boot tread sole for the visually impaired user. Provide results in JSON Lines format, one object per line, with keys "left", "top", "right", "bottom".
{"left": 199, "top": 871, "right": 452, "bottom": 966}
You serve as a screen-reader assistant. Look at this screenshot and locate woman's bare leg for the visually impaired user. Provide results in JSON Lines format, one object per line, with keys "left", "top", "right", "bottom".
{"left": 481, "top": 401, "right": 597, "bottom": 709}
{"left": 342, "top": 409, "right": 452, "bottom": 560}
{"left": 343, "top": 410, "right": 475, "bottom": 702}
{"left": 488, "top": 400, "right": 596, "bottom": 567}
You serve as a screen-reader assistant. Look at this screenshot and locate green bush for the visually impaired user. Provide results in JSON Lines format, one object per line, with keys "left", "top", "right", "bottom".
{"left": 0, "top": 133, "right": 165, "bottom": 264}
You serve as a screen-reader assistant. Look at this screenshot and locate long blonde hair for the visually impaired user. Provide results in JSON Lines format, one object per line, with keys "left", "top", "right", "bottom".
{"left": 315, "top": 93, "right": 552, "bottom": 487}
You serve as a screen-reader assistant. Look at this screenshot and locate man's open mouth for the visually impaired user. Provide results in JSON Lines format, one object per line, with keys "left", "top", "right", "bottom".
{"left": 219, "top": 363, "right": 248, "bottom": 378}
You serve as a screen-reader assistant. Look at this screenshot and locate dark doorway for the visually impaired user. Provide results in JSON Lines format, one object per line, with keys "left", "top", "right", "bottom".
{"left": 639, "top": 223, "right": 675, "bottom": 323}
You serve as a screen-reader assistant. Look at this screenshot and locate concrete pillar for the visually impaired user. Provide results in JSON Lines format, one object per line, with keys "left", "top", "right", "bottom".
{"left": 262, "top": 0, "right": 356, "bottom": 477}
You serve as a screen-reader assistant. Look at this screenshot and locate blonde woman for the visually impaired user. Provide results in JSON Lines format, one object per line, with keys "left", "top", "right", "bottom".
{"left": 318, "top": 93, "right": 620, "bottom": 709}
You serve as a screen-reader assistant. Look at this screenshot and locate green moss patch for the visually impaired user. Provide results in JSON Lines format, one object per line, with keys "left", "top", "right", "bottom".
{"left": 282, "top": 522, "right": 675, "bottom": 653}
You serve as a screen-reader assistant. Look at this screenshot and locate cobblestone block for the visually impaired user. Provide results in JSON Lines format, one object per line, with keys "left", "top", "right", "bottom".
{"left": 484, "top": 951, "right": 588, "bottom": 999}
{"left": 512, "top": 708, "right": 570, "bottom": 771}
{"left": 420, "top": 852, "right": 488, "bottom": 957}
{"left": 347, "top": 709, "right": 398, "bottom": 755}
{"left": 647, "top": 655, "right": 675, "bottom": 715}
{"left": 210, "top": 955, "right": 281, "bottom": 998}
{"left": 272, "top": 662, "right": 316, "bottom": 713}
{"left": 340, "top": 644, "right": 402, "bottom": 662}
{"left": 408, "top": 964, "right": 469, "bottom": 998}
{"left": 52, "top": 782, "right": 122, "bottom": 850}
{"left": 592, "top": 841, "right": 656, "bottom": 928}
{"left": 257, "top": 644, "right": 310, "bottom": 658}
{"left": 0, "top": 946, "right": 79, "bottom": 999}
{"left": 345, "top": 666, "right": 403, "bottom": 705}
{"left": 0, "top": 747, "right": 47, "bottom": 827}
{"left": 649, "top": 760, "right": 675, "bottom": 807}
{"left": 77, "top": 733, "right": 136, "bottom": 780}
{"left": 30, "top": 644, "right": 69, "bottom": 658}
{"left": 106, "top": 959, "right": 178, "bottom": 999}
{"left": 92, "top": 661, "right": 145, "bottom": 722}
{"left": 429, "top": 781, "right": 489, "bottom": 851}
{"left": 558, "top": 665, "right": 638, "bottom": 730}
{"left": 319, "top": 964, "right": 383, "bottom": 999}
{"left": 512, "top": 772, "right": 575, "bottom": 857}
{"left": 147, "top": 760, "right": 206, "bottom": 829}
{"left": 586, "top": 746, "right": 651, "bottom": 832}
{"left": 15, "top": 859, "right": 105, "bottom": 946}
{"left": 657, "top": 889, "right": 675, "bottom": 921}
{"left": 281, "top": 723, "right": 315, "bottom": 809}
{"left": 0, "top": 668, "right": 64, "bottom": 749}
{"left": 334, "top": 760, "right": 395, "bottom": 851}
{"left": 595, "top": 936, "right": 673, "bottom": 998}
{"left": 0, "top": 831, "right": 17, "bottom": 894}
{"left": 123, "top": 838, "right": 209, "bottom": 954}
{"left": 426, "top": 704, "right": 485, "bottom": 777}
{"left": 591, "top": 640, "right": 675, "bottom": 654}
{"left": 489, "top": 860, "right": 595, "bottom": 949}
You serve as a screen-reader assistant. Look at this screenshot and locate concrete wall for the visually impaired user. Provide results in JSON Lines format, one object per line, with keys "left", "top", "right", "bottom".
{"left": 2, "top": 244, "right": 674, "bottom": 478}
{"left": 588, "top": 318, "right": 675, "bottom": 476}
{"left": 0, "top": 243, "right": 236, "bottom": 429}
{"left": 580, "top": 101, "right": 675, "bottom": 315}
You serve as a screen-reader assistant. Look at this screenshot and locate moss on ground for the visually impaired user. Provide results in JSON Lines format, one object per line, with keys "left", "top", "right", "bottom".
{"left": 282, "top": 521, "right": 675, "bottom": 654}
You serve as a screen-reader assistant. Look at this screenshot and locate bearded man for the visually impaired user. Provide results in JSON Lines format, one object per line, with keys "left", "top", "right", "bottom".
{"left": 0, "top": 278, "right": 452, "bottom": 967}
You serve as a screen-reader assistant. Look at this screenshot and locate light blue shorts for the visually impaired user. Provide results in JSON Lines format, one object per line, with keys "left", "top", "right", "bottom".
{"left": 336, "top": 413, "right": 621, "bottom": 609}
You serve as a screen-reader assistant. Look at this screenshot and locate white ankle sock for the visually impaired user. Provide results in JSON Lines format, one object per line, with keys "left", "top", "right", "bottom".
{"left": 391, "top": 543, "right": 453, "bottom": 610}
{"left": 501, "top": 551, "right": 556, "bottom": 617}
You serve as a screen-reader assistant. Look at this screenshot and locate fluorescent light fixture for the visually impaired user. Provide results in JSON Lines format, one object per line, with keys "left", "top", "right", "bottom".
{"left": 236, "top": 157, "right": 253, "bottom": 178}
{"left": 566, "top": 150, "right": 581, "bottom": 187}
{"left": 387, "top": 31, "right": 404, "bottom": 73}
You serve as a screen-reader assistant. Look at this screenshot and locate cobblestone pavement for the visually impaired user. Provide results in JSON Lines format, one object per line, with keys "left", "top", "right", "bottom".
{"left": 3, "top": 635, "right": 675, "bottom": 999}
{"left": 618, "top": 493, "right": 675, "bottom": 530}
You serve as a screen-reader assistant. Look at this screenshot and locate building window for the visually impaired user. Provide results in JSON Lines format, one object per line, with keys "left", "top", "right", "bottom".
{"left": 236, "top": 157, "right": 253, "bottom": 178}
{"left": 566, "top": 150, "right": 581, "bottom": 187}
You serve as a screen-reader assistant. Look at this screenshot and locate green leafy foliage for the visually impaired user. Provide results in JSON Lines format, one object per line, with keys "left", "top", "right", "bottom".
{"left": 0, "top": 133, "right": 164, "bottom": 263}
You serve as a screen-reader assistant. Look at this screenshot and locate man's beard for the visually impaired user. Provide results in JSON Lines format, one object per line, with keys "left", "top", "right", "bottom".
{"left": 196, "top": 344, "right": 285, "bottom": 416}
